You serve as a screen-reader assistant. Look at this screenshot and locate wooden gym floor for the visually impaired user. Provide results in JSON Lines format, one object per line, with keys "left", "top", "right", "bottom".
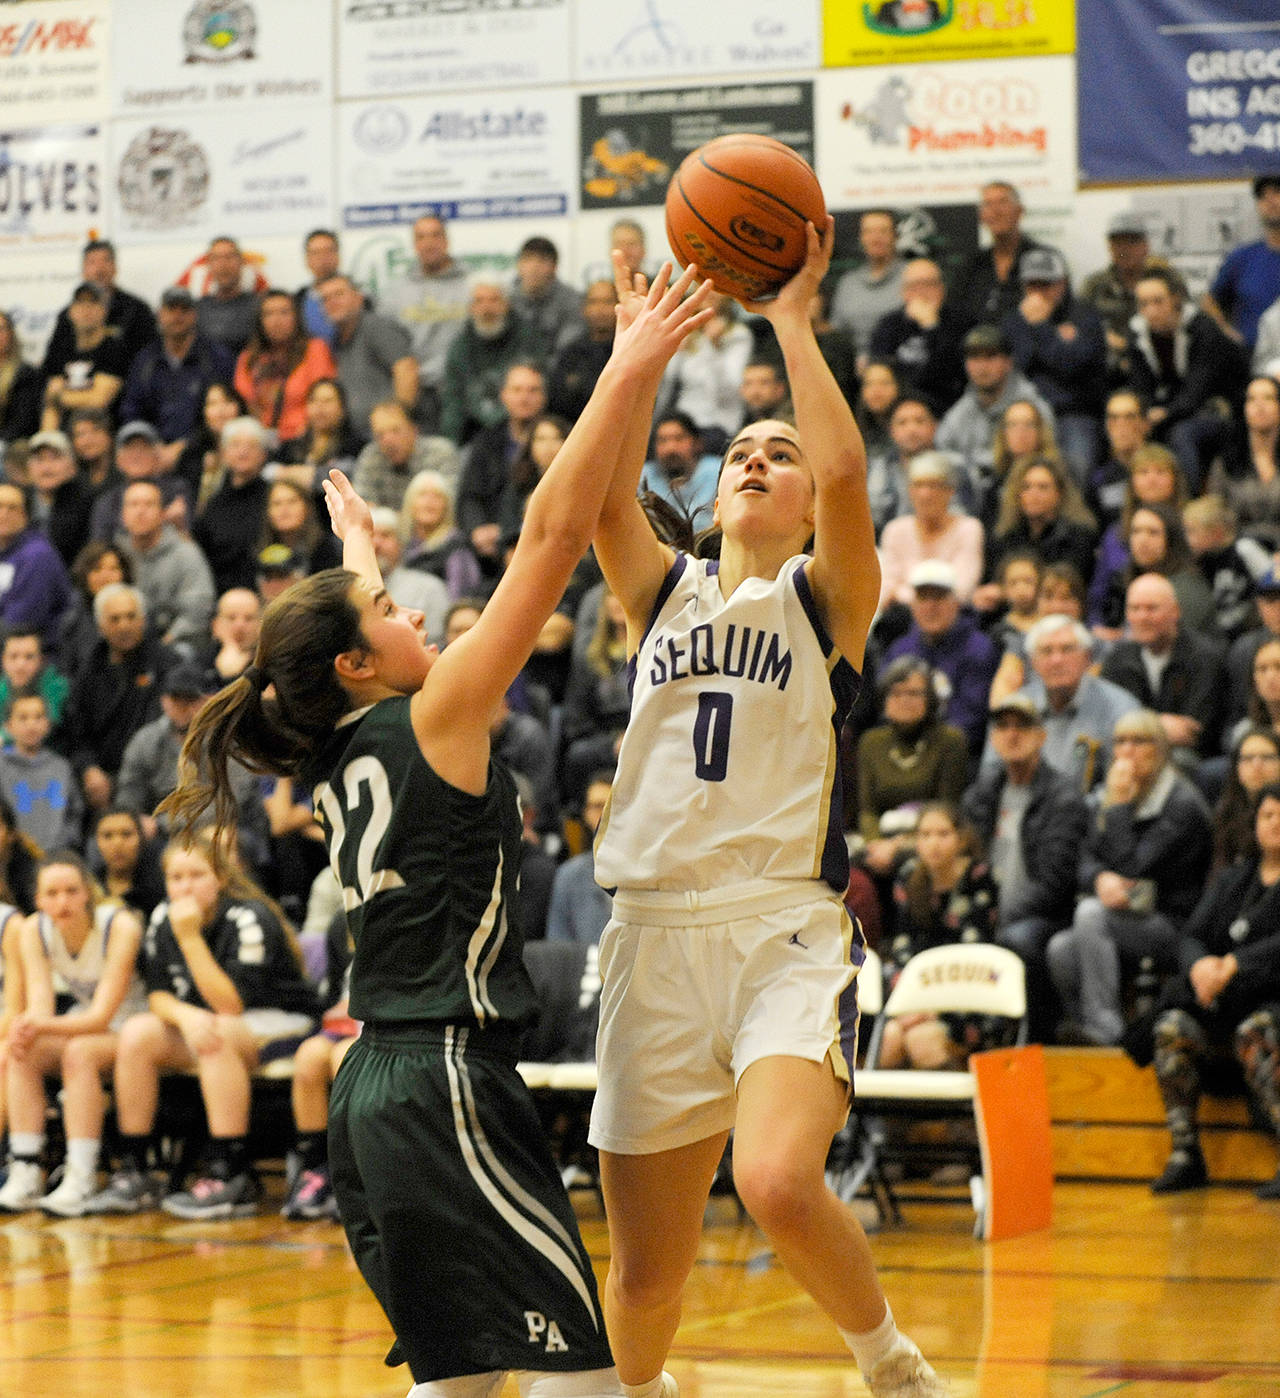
{"left": 2, "top": 1179, "right": 1279, "bottom": 1397}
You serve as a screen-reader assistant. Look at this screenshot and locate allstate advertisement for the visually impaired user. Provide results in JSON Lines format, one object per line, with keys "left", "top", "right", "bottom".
{"left": 1078, "top": 0, "right": 1280, "bottom": 183}
{"left": 573, "top": 0, "right": 818, "bottom": 82}
{"left": 823, "top": 0, "right": 1073, "bottom": 67}
{"left": 338, "top": 0, "right": 570, "bottom": 98}
{"left": 339, "top": 89, "right": 577, "bottom": 224}
{"left": 816, "top": 57, "right": 1076, "bottom": 207}
{"left": 111, "top": 0, "right": 331, "bottom": 114}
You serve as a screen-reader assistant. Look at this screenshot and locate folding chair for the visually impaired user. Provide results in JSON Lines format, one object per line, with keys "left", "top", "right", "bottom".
{"left": 840, "top": 944, "right": 1051, "bottom": 1238}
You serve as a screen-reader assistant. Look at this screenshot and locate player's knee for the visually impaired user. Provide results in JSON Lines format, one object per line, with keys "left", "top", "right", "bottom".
{"left": 118, "top": 1012, "right": 165, "bottom": 1060}
{"left": 608, "top": 1249, "right": 686, "bottom": 1312}
{"left": 732, "top": 1152, "right": 817, "bottom": 1238}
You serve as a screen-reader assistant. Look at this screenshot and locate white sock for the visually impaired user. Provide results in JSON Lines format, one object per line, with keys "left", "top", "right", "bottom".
{"left": 66, "top": 1139, "right": 101, "bottom": 1176}
{"left": 9, "top": 1133, "right": 44, "bottom": 1161}
{"left": 519, "top": 1367, "right": 624, "bottom": 1396}
{"left": 619, "top": 1378, "right": 666, "bottom": 1398}
{"left": 840, "top": 1302, "right": 902, "bottom": 1374}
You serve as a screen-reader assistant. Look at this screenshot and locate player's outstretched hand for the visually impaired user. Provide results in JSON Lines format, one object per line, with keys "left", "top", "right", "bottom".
{"left": 323, "top": 469, "right": 374, "bottom": 544}
{"left": 742, "top": 214, "right": 835, "bottom": 325}
{"left": 612, "top": 260, "right": 716, "bottom": 371}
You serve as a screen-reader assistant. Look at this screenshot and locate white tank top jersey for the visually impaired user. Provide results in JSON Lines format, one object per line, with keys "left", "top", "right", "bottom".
{"left": 594, "top": 553, "right": 861, "bottom": 895}
{"left": 39, "top": 903, "right": 146, "bottom": 1023}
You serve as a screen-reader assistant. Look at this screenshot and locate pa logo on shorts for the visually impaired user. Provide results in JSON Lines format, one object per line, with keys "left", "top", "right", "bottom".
{"left": 524, "top": 1310, "right": 569, "bottom": 1352}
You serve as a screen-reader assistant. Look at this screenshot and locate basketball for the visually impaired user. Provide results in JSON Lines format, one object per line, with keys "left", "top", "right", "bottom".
{"left": 664, "top": 134, "right": 827, "bottom": 301}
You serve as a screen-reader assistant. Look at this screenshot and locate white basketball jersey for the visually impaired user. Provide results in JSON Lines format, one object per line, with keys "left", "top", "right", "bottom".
{"left": 595, "top": 554, "right": 861, "bottom": 894}
{"left": 39, "top": 903, "right": 146, "bottom": 1026}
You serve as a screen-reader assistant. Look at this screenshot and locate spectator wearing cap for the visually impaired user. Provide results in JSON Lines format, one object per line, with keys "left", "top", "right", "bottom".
{"left": 877, "top": 451, "right": 984, "bottom": 612}
{"left": 980, "top": 614, "right": 1140, "bottom": 792}
{"left": 1226, "top": 567, "right": 1280, "bottom": 729}
{"left": 1080, "top": 212, "right": 1162, "bottom": 383}
{"left": 1203, "top": 174, "right": 1280, "bottom": 352}
{"left": 117, "top": 286, "right": 234, "bottom": 469}
{"left": 116, "top": 479, "right": 214, "bottom": 655}
{"left": 867, "top": 257, "right": 967, "bottom": 410}
{"left": 1100, "top": 572, "right": 1228, "bottom": 768}
{"left": 962, "top": 690, "right": 1089, "bottom": 1041}
{"left": 958, "top": 180, "right": 1053, "bottom": 329}
{"left": 24, "top": 429, "right": 95, "bottom": 564}
{"left": 369, "top": 506, "right": 450, "bottom": 645}
{"left": 885, "top": 559, "right": 1000, "bottom": 754}
{"left": 41, "top": 238, "right": 156, "bottom": 377}
{"left": 0, "top": 482, "right": 72, "bottom": 653}
{"left": 1002, "top": 248, "right": 1109, "bottom": 486}
{"left": 509, "top": 236, "right": 583, "bottom": 362}
{"left": 40, "top": 282, "right": 128, "bottom": 433}
{"left": 88, "top": 420, "right": 193, "bottom": 542}
{"left": 316, "top": 274, "right": 419, "bottom": 440}
{"left": 116, "top": 663, "right": 267, "bottom": 853}
{"left": 1125, "top": 265, "right": 1247, "bottom": 492}
{"left": 254, "top": 543, "right": 308, "bottom": 606}
{"left": 439, "top": 274, "right": 541, "bottom": 446}
{"left": 936, "top": 324, "right": 1054, "bottom": 513}
{"left": 193, "top": 416, "right": 274, "bottom": 594}
{"left": 63, "top": 581, "right": 177, "bottom": 811}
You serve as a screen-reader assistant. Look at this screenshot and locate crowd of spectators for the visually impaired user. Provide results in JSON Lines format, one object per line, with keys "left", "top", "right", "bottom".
{"left": 3, "top": 179, "right": 1280, "bottom": 1208}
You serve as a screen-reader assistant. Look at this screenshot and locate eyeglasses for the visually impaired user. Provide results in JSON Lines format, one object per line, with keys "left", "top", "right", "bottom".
{"left": 1238, "top": 751, "right": 1280, "bottom": 764}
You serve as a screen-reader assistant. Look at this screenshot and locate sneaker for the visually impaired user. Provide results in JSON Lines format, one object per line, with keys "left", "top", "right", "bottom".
{"left": 864, "top": 1339, "right": 950, "bottom": 1397}
{"left": 280, "top": 1166, "right": 338, "bottom": 1221}
{"left": 84, "top": 1167, "right": 165, "bottom": 1215}
{"left": 162, "top": 1170, "right": 262, "bottom": 1220}
{"left": 659, "top": 1376, "right": 680, "bottom": 1398}
{"left": 40, "top": 1166, "right": 99, "bottom": 1218}
{"left": 0, "top": 1160, "right": 45, "bottom": 1213}
{"left": 1151, "top": 1147, "right": 1208, "bottom": 1194}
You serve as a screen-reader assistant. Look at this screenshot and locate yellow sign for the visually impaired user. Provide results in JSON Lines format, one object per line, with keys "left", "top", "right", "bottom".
{"left": 823, "top": 0, "right": 1075, "bottom": 67}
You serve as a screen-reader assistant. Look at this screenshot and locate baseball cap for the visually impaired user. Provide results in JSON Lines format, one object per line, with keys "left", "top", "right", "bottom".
{"left": 908, "top": 451, "right": 955, "bottom": 486}
{"left": 1255, "top": 567, "right": 1280, "bottom": 597}
{"left": 256, "top": 543, "right": 304, "bottom": 578}
{"left": 909, "top": 560, "right": 958, "bottom": 594}
{"left": 1020, "top": 248, "right": 1068, "bottom": 283}
{"left": 116, "top": 420, "right": 160, "bottom": 447}
{"left": 1107, "top": 211, "right": 1148, "bottom": 239}
{"left": 989, "top": 691, "right": 1043, "bottom": 724}
{"left": 28, "top": 429, "right": 72, "bottom": 455}
{"left": 162, "top": 664, "right": 209, "bottom": 699}
{"left": 160, "top": 285, "right": 196, "bottom": 309}
{"left": 963, "top": 324, "right": 1010, "bottom": 356}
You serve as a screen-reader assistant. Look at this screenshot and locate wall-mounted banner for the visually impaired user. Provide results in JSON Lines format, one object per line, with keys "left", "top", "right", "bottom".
{"left": 0, "top": 0, "right": 108, "bottom": 124}
{"left": 816, "top": 57, "right": 1075, "bottom": 208}
{"left": 111, "top": 0, "right": 331, "bottom": 116}
{"left": 578, "top": 82, "right": 814, "bottom": 212}
{"left": 110, "top": 106, "right": 332, "bottom": 242}
{"left": 338, "top": 0, "right": 570, "bottom": 99}
{"left": 0, "top": 251, "right": 80, "bottom": 367}
{"left": 339, "top": 89, "right": 576, "bottom": 226}
{"left": 573, "top": 1, "right": 818, "bottom": 82}
{"left": 823, "top": 0, "right": 1073, "bottom": 68}
{"left": 1079, "top": 0, "right": 1280, "bottom": 184}
{"left": 0, "top": 122, "right": 104, "bottom": 248}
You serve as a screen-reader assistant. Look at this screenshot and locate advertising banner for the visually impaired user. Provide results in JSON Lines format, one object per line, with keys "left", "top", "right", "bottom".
{"left": 578, "top": 82, "right": 814, "bottom": 212}
{"left": 111, "top": 0, "right": 331, "bottom": 115}
{"left": 0, "top": 122, "right": 104, "bottom": 248}
{"left": 1078, "top": 0, "right": 1280, "bottom": 184}
{"left": 815, "top": 57, "right": 1075, "bottom": 208}
{"left": 0, "top": 0, "right": 108, "bottom": 124}
{"left": 110, "top": 107, "right": 332, "bottom": 242}
{"left": 823, "top": 0, "right": 1073, "bottom": 67}
{"left": 338, "top": 0, "right": 570, "bottom": 98}
{"left": 574, "top": 0, "right": 818, "bottom": 83}
{"left": 339, "top": 89, "right": 576, "bottom": 226}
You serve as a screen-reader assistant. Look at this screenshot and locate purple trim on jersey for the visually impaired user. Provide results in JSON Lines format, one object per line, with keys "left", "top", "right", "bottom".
{"left": 838, "top": 925, "right": 868, "bottom": 1079}
{"left": 626, "top": 552, "right": 690, "bottom": 700}
{"left": 790, "top": 561, "right": 863, "bottom": 893}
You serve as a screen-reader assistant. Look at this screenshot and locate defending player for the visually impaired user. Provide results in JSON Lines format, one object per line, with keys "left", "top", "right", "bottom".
{"left": 160, "top": 265, "right": 715, "bottom": 1398}
{"left": 587, "top": 223, "right": 950, "bottom": 1398}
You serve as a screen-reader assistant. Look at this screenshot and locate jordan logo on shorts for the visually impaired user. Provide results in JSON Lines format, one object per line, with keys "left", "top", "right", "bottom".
{"left": 788, "top": 931, "right": 809, "bottom": 949}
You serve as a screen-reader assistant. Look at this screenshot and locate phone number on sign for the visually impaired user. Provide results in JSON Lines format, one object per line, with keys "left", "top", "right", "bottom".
{"left": 1189, "top": 121, "right": 1280, "bottom": 154}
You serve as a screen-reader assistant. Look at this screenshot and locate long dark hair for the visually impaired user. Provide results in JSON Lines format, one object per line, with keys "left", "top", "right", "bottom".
{"left": 245, "top": 289, "right": 309, "bottom": 378}
{"left": 1213, "top": 727, "right": 1280, "bottom": 870}
{"left": 1122, "top": 500, "right": 1193, "bottom": 588}
{"left": 510, "top": 413, "right": 571, "bottom": 494}
{"left": 159, "top": 568, "right": 365, "bottom": 843}
{"left": 901, "top": 801, "right": 979, "bottom": 928}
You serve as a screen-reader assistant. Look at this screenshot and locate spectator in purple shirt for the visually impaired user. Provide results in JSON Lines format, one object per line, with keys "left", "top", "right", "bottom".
{"left": 0, "top": 484, "right": 72, "bottom": 653}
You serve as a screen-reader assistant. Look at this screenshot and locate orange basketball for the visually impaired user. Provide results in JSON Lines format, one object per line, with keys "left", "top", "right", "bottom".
{"left": 664, "top": 134, "right": 827, "bottom": 301}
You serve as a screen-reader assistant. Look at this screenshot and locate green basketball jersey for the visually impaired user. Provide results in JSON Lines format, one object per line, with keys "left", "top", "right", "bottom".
{"left": 310, "top": 696, "right": 536, "bottom": 1028}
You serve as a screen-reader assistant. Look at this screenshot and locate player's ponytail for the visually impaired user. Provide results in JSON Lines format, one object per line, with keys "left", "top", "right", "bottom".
{"left": 159, "top": 568, "right": 365, "bottom": 842}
